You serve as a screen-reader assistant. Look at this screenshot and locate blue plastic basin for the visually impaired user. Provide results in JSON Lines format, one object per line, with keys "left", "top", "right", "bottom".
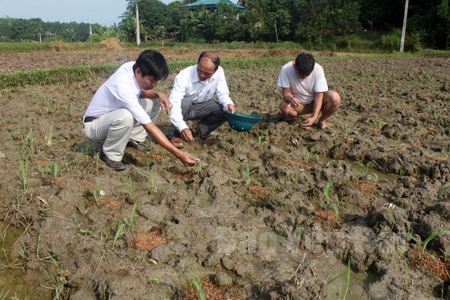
{"left": 226, "top": 111, "right": 262, "bottom": 132}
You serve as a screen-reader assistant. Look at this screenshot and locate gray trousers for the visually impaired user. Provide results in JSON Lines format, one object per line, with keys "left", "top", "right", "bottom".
{"left": 83, "top": 98, "right": 160, "bottom": 161}
{"left": 175, "top": 99, "right": 227, "bottom": 136}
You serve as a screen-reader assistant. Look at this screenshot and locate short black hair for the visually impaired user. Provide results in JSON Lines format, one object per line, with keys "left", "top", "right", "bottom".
{"left": 295, "top": 53, "right": 315, "bottom": 75}
{"left": 133, "top": 49, "right": 169, "bottom": 80}
{"left": 198, "top": 51, "right": 220, "bottom": 71}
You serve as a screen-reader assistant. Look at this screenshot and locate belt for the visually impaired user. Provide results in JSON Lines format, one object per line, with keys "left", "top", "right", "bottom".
{"left": 83, "top": 116, "right": 98, "bottom": 123}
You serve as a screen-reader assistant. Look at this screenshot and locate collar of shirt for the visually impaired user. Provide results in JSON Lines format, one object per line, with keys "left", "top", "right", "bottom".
{"left": 130, "top": 65, "right": 143, "bottom": 96}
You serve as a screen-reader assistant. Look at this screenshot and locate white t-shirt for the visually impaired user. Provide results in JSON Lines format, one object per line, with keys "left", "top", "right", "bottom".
{"left": 169, "top": 65, "right": 233, "bottom": 133}
{"left": 84, "top": 62, "right": 151, "bottom": 124}
{"left": 277, "top": 62, "right": 328, "bottom": 105}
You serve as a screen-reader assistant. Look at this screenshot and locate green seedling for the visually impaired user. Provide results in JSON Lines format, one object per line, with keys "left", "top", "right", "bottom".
{"left": 339, "top": 122, "right": 348, "bottom": 137}
{"left": 66, "top": 103, "right": 72, "bottom": 115}
{"left": 315, "top": 178, "right": 339, "bottom": 223}
{"left": 395, "top": 134, "right": 411, "bottom": 147}
{"left": 326, "top": 259, "right": 351, "bottom": 300}
{"left": 193, "top": 155, "right": 202, "bottom": 173}
{"left": 26, "top": 130, "right": 35, "bottom": 156}
{"left": 0, "top": 287, "right": 9, "bottom": 300}
{"left": 46, "top": 251, "right": 71, "bottom": 299}
{"left": 440, "top": 249, "right": 448, "bottom": 262}
{"left": 434, "top": 276, "right": 445, "bottom": 298}
{"left": 78, "top": 225, "right": 92, "bottom": 235}
{"left": 186, "top": 270, "right": 206, "bottom": 300}
{"left": 365, "top": 114, "right": 381, "bottom": 128}
{"left": 245, "top": 164, "right": 257, "bottom": 185}
{"left": 400, "top": 230, "right": 450, "bottom": 262}
{"left": 121, "top": 201, "right": 137, "bottom": 238}
{"left": 354, "top": 160, "right": 378, "bottom": 180}
{"left": 18, "top": 237, "right": 26, "bottom": 260}
{"left": 290, "top": 171, "right": 298, "bottom": 185}
{"left": 16, "top": 155, "right": 29, "bottom": 189}
{"left": 93, "top": 179, "right": 101, "bottom": 205}
{"left": 304, "top": 146, "right": 319, "bottom": 160}
{"left": 146, "top": 158, "right": 157, "bottom": 194}
{"left": 46, "top": 124, "right": 55, "bottom": 146}
{"left": 149, "top": 278, "right": 160, "bottom": 284}
{"left": 46, "top": 163, "right": 59, "bottom": 179}
{"left": 125, "top": 170, "right": 133, "bottom": 200}
{"left": 442, "top": 146, "right": 450, "bottom": 158}
{"left": 113, "top": 224, "right": 126, "bottom": 248}
{"left": 439, "top": 184, "right": 449, "bottom": 198}
{"left": 229, "top": 157, "right": 238, "bottom": 179}
{"left": 256, "top": 129, "right": 269, "bottom": 145}
{"left": 1, "top": 231, "right": 9, "bottom": 264}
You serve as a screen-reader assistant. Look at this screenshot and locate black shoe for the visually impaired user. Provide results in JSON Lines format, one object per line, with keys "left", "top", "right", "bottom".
{"left": 126, "top": 139, "right": 152, "bottom": 152}
{"left": 100, "top": 151, "right": 126, "bottom": 171}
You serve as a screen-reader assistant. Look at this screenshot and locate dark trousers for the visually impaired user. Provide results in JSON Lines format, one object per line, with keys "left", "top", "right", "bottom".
{"left": 174, "top": 99, "right": 227, "bottom": 136}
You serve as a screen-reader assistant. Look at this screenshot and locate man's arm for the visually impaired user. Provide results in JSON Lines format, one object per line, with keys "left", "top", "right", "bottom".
{"left": 140, "top": 89, "right": 171, "bottom": 114}
{"left": 169, "top": 71, "right": 192, "bottom": 142}
{"left": 215, "top": 68, "right": 235, "bottom": 113}
{"left": 301, "top": 92, "right": 324, "bottom": 129}
{"left": 141, "top": 122, "right": 199, "bottom": 166}
{"left": 281, "top": 87, "right": 301, "bottom": 109}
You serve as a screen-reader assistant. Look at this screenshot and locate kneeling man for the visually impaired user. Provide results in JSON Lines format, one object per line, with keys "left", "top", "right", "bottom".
{"left": 168, "top": 52, "right": 235, "bottom": 147}
{"left": 278, "top": 53, "right": 340, "bottom": 129}
{"left": 83, "top": 49, "right": 198, "bottom": 171}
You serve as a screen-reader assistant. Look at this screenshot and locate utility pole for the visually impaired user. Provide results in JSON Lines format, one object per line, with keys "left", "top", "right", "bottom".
{"left": 136, "top": 1, "right": 140, "bottom": 46}
{"left": 400, "top": 0, "right": 409, "bottom": 52}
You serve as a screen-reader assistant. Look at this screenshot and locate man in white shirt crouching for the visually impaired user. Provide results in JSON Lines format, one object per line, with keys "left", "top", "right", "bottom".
{"left": 168, "top": 52, "right": 235, "bottom": 148}
{"left": 278, "top": 53, "right": 340, "bottom": 129}
{"left": 83, "top": 49, "right": 199, "bottom": 171}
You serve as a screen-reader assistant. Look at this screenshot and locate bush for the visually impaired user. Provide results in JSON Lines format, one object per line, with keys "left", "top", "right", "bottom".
{"left": 381, "top": 28, "right": 402, "bottom": 52}
{"left": 87, "top": 34, "right": 102, "bottom": 43}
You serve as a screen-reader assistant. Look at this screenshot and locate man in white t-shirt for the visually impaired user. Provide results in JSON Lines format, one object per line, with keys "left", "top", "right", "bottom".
{"left": 83, "top": 49, "right": 199, "bottom": 171}
{"left": 168, "top": 52, "right": 235, "bottom": 148}
{"left": 277, "top": 53, "right": 340, "bottom": 129}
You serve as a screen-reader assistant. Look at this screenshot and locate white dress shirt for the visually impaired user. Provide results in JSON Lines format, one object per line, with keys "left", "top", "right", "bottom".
{"left": 169, "top": 65, "right": 233, "bottom": 133}
{"left": 84, "top": 62, "right": 151, "bottom": 124}
{"left": 277, "top": 62, "right": 328, "bottom": 105}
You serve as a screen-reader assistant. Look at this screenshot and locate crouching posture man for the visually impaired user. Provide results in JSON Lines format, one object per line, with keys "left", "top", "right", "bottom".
{"left": 168, "top": 51, "right": 235, "bottom": 148}
{"left": 83, "top": 49, "right": 199, "bottom": 171}
{"left": 278, "top": 53, "right": 340, "bottom": 129}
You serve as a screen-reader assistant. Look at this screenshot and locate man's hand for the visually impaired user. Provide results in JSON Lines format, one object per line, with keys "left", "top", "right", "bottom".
{"left": 180, "top": 128, "right": 193, "bottom": 142}
{"left": 158, "top": 93, "right": 171, "bottom": 114}
{"left": 226, "top": 104, "right": 235, "bottom": 113}
{"left": 302, "top": 116, "right": 316, "bottom": 129}
{"left": 290, "top": 97, "right": 301, "bottom": 109}
{"left": 177, "top": 151, "right": 200, "bottom": 166}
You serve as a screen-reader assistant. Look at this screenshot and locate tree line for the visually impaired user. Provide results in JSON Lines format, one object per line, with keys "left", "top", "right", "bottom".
{"left": 1, "top": 0, "right": 449, "bottom": 50}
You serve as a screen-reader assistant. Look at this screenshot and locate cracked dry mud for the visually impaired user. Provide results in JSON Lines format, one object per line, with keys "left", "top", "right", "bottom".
{"left": 0, "top": 50, "right": 449, "bottom": 300}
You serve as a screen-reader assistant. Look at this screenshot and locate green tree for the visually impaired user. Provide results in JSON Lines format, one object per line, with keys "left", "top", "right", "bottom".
{"left": 437, "top": 0, "right": 450, "bottom": 49}
{"left": 126, "top": 0, "right": 167, "bottom": 36}
{"left": 165, "top": 1, "right": 183, "bottom": 34}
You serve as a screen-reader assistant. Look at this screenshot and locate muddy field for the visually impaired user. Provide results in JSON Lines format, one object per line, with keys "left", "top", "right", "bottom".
{"left": 0, "top": 48, "right": 450, "bottom": 300}
{"left": 0, "top": 43, "right": 340, "bottom": 74}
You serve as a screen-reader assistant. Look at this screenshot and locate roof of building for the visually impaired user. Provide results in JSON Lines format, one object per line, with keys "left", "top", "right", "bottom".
{"left": 183, "top": 0, "right": 246, "bottom": 11}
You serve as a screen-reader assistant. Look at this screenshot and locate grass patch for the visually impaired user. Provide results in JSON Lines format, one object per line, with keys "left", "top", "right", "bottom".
{"left": 0, "top": 42, "right": 104, "bottom": 54}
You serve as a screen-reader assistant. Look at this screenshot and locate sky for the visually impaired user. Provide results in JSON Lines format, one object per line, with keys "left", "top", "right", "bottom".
{"left": 0, "top": 0, "right": 239, "bottom": 26}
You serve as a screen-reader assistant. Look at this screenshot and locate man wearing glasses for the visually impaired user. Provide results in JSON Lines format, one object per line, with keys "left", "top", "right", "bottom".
{"left": 278, "top": 53, "right": 340, "bottom": 129}
{"left": 168, "top": 52, "right": 235, "bottom": 148}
